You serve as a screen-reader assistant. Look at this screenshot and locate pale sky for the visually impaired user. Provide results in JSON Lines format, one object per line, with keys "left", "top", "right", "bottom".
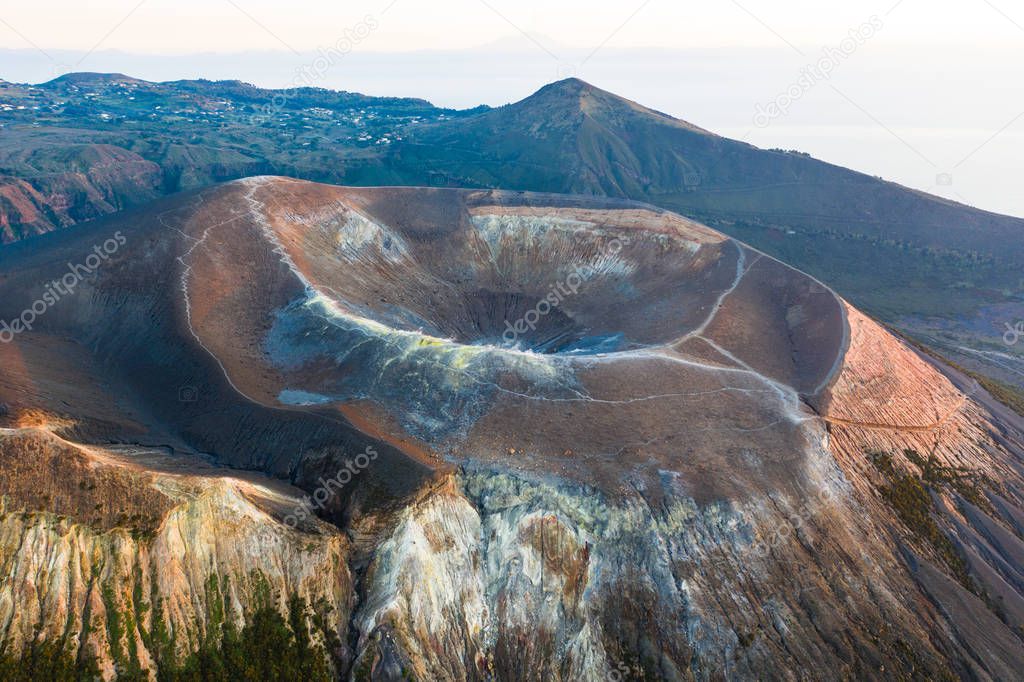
{"left": 2, "top": 0, "right": 1023, "bottom": 217}
{"left": 2, "top": 0, "right": 1023, "bottom": 53}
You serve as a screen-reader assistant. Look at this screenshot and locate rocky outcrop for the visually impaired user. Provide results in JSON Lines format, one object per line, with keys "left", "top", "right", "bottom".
{"left": 351, "top": 461, "right": 1020, "bottom": 680}
{"left": 0, "top": 427, "right": 352, "bottom": 679}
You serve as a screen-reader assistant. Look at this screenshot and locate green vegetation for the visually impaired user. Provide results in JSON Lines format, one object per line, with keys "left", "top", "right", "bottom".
{"left": 102, "top": 582, "right": 144, "bottom": 680}
{"left": 974, "top": 375, "right": 1024, "bottom": 417}
{"left": 0, "top": 642, "right": 101, "bottom": 682}
{"left": 155, "top": 596, "right": 334, "bottom": 682}
{"left": 353, "top": 650, "right": 375, "bottom": 682}
{"left": 867, "top": 450, "right": 972, "bottom": 589}
{"left": 50, "top": 570, "right": 339, "bottom": 681}
{"left": 146, "top": 575, "right": 335, "bottom": 682}
{"left": 150, "top": 597, "right": 175, "bottom": 674}
{"left": 0, "top": 596, "right": 337, "bottom": 682}
{"left": 901, "top": 448, "right": 994, "bottom": 514}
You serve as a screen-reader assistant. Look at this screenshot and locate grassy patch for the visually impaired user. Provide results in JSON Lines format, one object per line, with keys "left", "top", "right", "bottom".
{"left": 868, "top": 451, "right": 973, "bottom": 590}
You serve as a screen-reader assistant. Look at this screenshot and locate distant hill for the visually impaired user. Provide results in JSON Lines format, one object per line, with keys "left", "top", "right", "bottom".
{"left": 44, "top": 71, "right": 145, "bottom": 85}
{"left": 391, "top": 79, "right": 1024, "bottom": 320}
{"left": 0, "top": 74, "right": 479, "bottom": 242}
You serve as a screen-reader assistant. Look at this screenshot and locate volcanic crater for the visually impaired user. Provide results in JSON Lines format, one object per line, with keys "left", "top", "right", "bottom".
{"left": 189, "top": 178, "right": 850, "bottom": 496}
{"left": 308, "top": 202, "right": 742, "bottom": 357}
{"left": 3, "top": 176, "right": 1024, "bottom": 679}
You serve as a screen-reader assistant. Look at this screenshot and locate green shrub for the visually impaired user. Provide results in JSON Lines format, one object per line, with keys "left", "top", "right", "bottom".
{"left": 0, "top": 641, "right": 100, "bottom": 682}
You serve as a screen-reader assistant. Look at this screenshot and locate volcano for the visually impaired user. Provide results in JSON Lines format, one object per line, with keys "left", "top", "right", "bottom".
{"left": 1, "top": 176, "right": 1023, "bottom": 679}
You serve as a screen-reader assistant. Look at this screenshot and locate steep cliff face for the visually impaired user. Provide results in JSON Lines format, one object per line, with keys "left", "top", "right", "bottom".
{"left": 0, "top": 427, "right": 353, "bottom": 679}
{"left": 0, "top": 178, "right": 1022, "bottom": 679}
{"left": 0, "top": 144, "right": 161, "bottom": 243}
{"left": 351, "top": 462, "right": 1021, "bottom": 681}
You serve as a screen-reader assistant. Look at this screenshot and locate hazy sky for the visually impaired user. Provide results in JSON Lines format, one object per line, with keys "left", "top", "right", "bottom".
{"left": 2, "top": 0, "right": 1023, "bottom": 216}
{"left": 3, "top": 0, "right": 1023, "bottom": 52}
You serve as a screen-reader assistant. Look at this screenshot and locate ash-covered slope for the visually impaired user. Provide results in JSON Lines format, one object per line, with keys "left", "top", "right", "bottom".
{"left": 1, "top": 176, "right": 1023, "bottom": 680}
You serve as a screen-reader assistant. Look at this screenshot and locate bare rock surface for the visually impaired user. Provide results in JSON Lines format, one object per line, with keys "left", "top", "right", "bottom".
{"left": 0, "top": 176, "right": 1022, "bottom": 679}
